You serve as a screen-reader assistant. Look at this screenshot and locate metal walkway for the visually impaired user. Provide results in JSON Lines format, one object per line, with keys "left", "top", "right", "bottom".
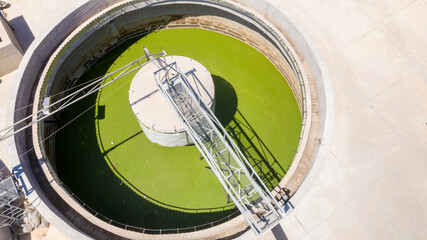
{"left": 154, "top": 60, "right": 284, "bottom": 235}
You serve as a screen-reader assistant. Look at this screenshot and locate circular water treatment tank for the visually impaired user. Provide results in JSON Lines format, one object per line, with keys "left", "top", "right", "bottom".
{"left": 10, "top": 1, "right": 333, "bottom": 239}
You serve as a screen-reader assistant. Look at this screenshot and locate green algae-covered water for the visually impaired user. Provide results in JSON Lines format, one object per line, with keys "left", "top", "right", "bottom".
{"left": 55, "top": 28, "right": 301, "bottom": 229}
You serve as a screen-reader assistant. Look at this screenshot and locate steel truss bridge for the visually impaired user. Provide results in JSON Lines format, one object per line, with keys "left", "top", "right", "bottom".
{"left": 154, "top": 58, "right": 283, "bottom": 234}
{"left": 0, "top": 50, "right": 284, "bottom": 235}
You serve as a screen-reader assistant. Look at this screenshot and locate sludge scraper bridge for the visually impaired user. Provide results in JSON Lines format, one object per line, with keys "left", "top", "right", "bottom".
{"left": 153, "top": 56, "right": 284, "bottom": 235}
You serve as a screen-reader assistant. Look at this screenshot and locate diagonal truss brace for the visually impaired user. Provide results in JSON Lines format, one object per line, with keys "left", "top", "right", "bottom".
{"left": 154, "top": 60, "right": 284, "bottom": 235}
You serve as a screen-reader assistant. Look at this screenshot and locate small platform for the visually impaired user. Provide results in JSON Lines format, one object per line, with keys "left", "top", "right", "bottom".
{"left": 129, "top": 56, "right": 215, "bottom": 147}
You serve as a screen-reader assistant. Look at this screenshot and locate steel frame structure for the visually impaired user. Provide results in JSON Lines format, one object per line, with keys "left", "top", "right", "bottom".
{"left": 0, "top": 176, "right": 26, "bottom": 227}
{"left": 154, "top": 60, "right": 283, "bottom": 235}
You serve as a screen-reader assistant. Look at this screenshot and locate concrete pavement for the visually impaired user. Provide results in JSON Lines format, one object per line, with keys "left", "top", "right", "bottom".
{"left": 259, "top": 0, "right": 427, "bottom": 239}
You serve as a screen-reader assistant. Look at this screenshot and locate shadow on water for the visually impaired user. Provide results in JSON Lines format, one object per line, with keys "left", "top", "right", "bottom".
{"left": 57, "top": 100, "right": 238, "bottom": 229}
{"left": 55, "top": 38, "right": 237, "bottom": 230}
{"left": 98, "top": 130, "right": 233, "bottom": 214}
{"left": 227, "top": 110, "right": 286, "bottom": 190}
{"left": 212, "top": 75, "right": 237, "bottom": 127}
{"left": 212, "top": 75, "right": 286, "bottom": 190}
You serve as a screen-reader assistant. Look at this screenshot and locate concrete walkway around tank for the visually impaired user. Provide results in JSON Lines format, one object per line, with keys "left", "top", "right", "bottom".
{"left": 1, "top": 0, "right": 426, "bottom": 240}
{"left": 253, "top": 0, "right": 427, "bottom": 239}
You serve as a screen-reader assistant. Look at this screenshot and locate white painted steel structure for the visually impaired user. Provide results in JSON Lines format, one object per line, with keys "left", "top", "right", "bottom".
{"left": 154, "top": 59, "right": 284, "bottom": 235}
{"left": 0, "top": 176, "right": 26, "bottom": 227}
